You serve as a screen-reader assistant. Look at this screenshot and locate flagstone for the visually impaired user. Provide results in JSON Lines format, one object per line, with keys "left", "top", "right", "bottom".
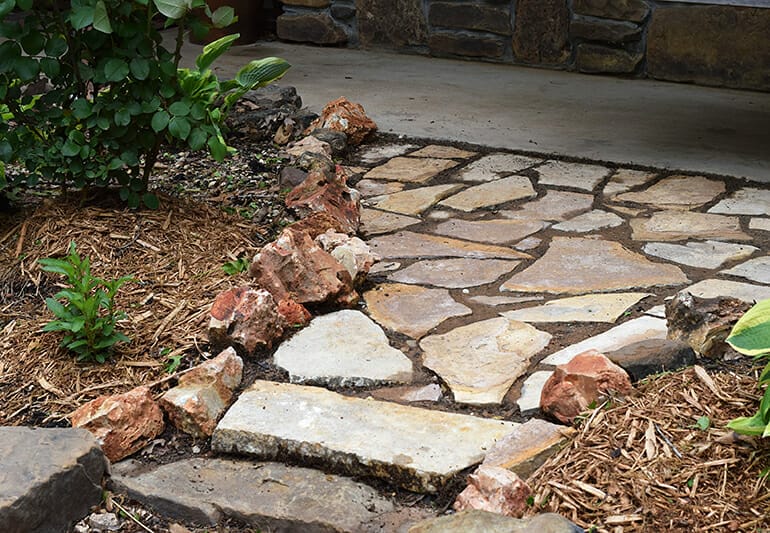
{"left": 541, "top": 316, "right": 668, "bottom": 365}
{"left": 369, "top": 261, "right": 401, "bottom": 275}
{"left": 420, "top": 318, "right": 551, "bottom": 405}
{"left": 750, "top": 218, "right": 770, "bottom": 232}
{"left": 605, "top": 204, "right": 645, "bottom": 217}
{"left": 630, "top": 211, "right": 751, "bottom": 242}
{"left": 360, "top": 208, "right": 421, "bottom": 236}
{"left": 357, "top": 143, "right": 417, "bottom": 164}
{"left": 535, "top": 161, "right": 610, "bottom": 191}
{"left": 516, "top": 371, "right": 554, "bottom": 416}
{"left": 373, "top": 184, "right": 464, "bottom": 215}
{"left": 427, "top": 210, "right": 452, "bottom": 220}
{"left": 642, "top": 241, "right": 758, "bottom": 269}
{"left": 645, "top": 305, "right": 666, "bottom": 318}
{"left": 355, "top": 179, "right": 405, "bottom": 198}
{"left": 681, "top": 279, "right": 770, "bottom": 302}
{"left": 721, "top": 256, "right": 770, "bottom": 285}
{"left": 432, "top": 218, "right": 547, "bottom": 244}
{"left": 482, "top": 418, "right": 573, "bottom": 478}
{"left": 501, "top": 293, "right": 652, "bottom": 323}
{"left": 552, "top": 209, "right": 624, "bottom": 233}
{"left": 439, "top": 176, "right": 536, "bottom": 212}
{"left": 514, "top": 237, "right": 542, "bottom": 251}
{"left": 603, "top": 168, "right": 657, "bottom": 197}
{"left": 708, "top": 188, "right": 770, "bottom": 215}
{"left": 501, "top": 190, "right": 594, "bottom": 221}
{"left": 455, "top": 153, "right": 542, "bottom": 182}
{"left": 212, "top": 381, "right": 519, "bottom": 493}
{"left": 370, "top": 384, "right": 443, "bottom": 403}
{"left": 615, "top": 175, "right": 725, "bottom": 209}
{"left": 389, "top": 258, "right": 521, "bottom": 289}
{"left": 364, "top": 283, "right": 472, "bottom": 339}
{"left": 408, "top": 145, "right": 477, "bottom": 159}
{"left": 272, "top": 310, "right": 413, "bottom": 388}
{"left": 469, "top": 295, "right": 545, "bottom": 307}
{"left": 367, "top": 231, "right": 531, "bottom": 260}
{"left": 501, "top": 237, "right": 688, "bottom": 294}
{"left": 364, "top": 157, "right": 458, "bottom": 183}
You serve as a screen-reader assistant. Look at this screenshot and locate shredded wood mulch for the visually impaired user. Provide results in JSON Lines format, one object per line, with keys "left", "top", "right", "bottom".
{"left": 525, "top": 366, "right": 770, "bottom": 532}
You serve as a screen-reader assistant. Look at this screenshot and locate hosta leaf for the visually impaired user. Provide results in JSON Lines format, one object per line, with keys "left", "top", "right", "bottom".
{"left": 727, "top": 298, "right": 770, "bottom": 357}
{"left": 235, "top": 57, "right": 290, "bottom": 89}
{"left": 195, "top": 33, "right": 238, "bottom": 72}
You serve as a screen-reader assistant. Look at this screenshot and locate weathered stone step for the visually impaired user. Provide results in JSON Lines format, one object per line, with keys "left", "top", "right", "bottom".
{"left": 212, "top": 381, "right": 519, "bottom": 493}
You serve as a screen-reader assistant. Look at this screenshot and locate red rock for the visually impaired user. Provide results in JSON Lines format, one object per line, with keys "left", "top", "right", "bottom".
{"left": 288, "top": 211, "right": 347, "bottom": 239}
{"left": 540, "top": 349, "right": 633, "bottom": 424}
{"left": 453, "top": 465, "right": 532, "bottom": 518}
{"left": 249, "top": 227, "right": 358, "bottom": 307}
{"left": 306, "top": 97, "right": 377, "bottom": 145}
{"left": 71, "top": 386, "right": 164, "bottom": 462}
{"left": 160, "top": 347, "right": 243, "bottom": 438}
{"left": 209, "top": 286, "right": 285, "bottom": 356}
{"left": 316, "top": 229, "right": 379, "bottom": 284}
{"left": 286, "top": 166, "right": 361, "bottom": 235}
{"left": 277, "top": 298, "right": 312, "bottom": 327}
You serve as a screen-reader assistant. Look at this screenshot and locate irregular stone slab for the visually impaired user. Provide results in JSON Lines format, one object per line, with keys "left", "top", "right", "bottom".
{"left": 454, "top": 466, "right": 531, "bottom": 517}
{"left": 708, "top": 187, "right": 770, "bottom": 216}
{"left": 364, "top": 283, "right": 472, "bottom": 339}
{"left": 409, "top": 510, "right": 583, "bottom": 533}
{"left": 552, "top": 209, "right": 623, "bottom": 233}
{"left": 273, "top": 310, "right": 413, "bottom": 387}
{"left": 110, "top": 458, "right": 393, "bottom": 531}
{"left": 482, "top": 418, "right": 573, "bottom": 478}
{"left": 514, "top": 236, "right": 542, "bottom": 251}
{"left": 439, "top": 176, "right": 537, "bottom": 212}
{"left": 722, "top": 256, "right": 770, "bottom": 285}
{"left": 501, "top": 190, "right": 594, "bottom": 222}
{"left": 364, "top": 156, "right": 458, "bottom": 183}
{"left": 389, "top": 258, "right": 520, "bottom": 289}
{"left": 606, "top": 339, "right": 696, "bottom": 382}
{"left": 573, "top": 0, "right": 650, "bottom": 23}
{"left": 0, "top": 427, "right": 107, "bottom": 533}
{"left": 684, "top": 279, "right": 770, "bottom": 303}
{"left": 368, "top": 231, "right": 531, "bottom": 260}
{"left": 536, "top": 161, "right": 610, "bottom": 191}
{"left": 373, "top": 184, "right": 464, "bottom": 215}
{"left": 643, "top": 241, "right": 758, "bottom": 269}
{"left": 630, "top": 210, "right": 751, "bottom": 242}
{"left": 212, "top": 381, "right": 519, "bottom": 493}
{"left": 432, "top": 218, "right": 547, "bottom": 245}
{"left": 357, "top": 143, "right": 417, "bottom": 165}
{"left": 369, "top": 260, "right": 401, "bottom": 275}
{"left": 356, "top": 179, "right": 404, "bottom": 198}
{"left": 615, "top": 175, "right": 725, "bottom": 210}
{"left": 456, "top": 153, "right": 542, "bottom": 182}
{"left": 420, "top": 318, "right": 551, "bottom": 405}
{"left": 542, "top": 316, "right": 668, "bottom": 365}
{"left": 469, "top": 295, "right": 545, "bottom": 307}
{"left": 750, "top": 218, "right": 770, "bottom": 232}
{"left": 427, "top": 210, "right": 451, "bottom": 220}
{"left": 516, "top": 371, "right": 554, "bottom": 416}
{"left": 360, "top": 208, "right": 421, "bottom": 236}
{"left": 605, "top": 204, "right": 645, "bottom": 217}
{"left": 409, "top": 145, "right": 476, "bottom": 159}
{"left": 370, "top": 383, "right": 443, "bottom": 403}
{"left": 501, "top": 293, "right": 652, "bottom": 324}
{"left": 645, "top": 304, "right": 666, "bottom": 318}
{"left": 501, "top": 237, "right": 688, "bottom": 295}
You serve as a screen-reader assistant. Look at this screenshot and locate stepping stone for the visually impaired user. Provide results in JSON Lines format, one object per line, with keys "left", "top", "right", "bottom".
{"left": 432, "top": 218, "right": 547, "bottom": 245}
{"left": 388, "top": 258, "right": 521, "bottom": 289}
{"left": 360, "top": 208, "right": 421, "bottom": 236}
{"left": 721, "top": 256, "right": 770, "bottom": 285}
{"left": 501, "top": 190, "right": 594, "bottom": 221}
{"left": 427, "top": 210, "right": 452, "bottom": 220}
{"left": 681, "top": 279, "right": 770, "bottom": 302}
{"left": 630, "top": 211, "right": 751, "bottom": 242}
{"left": 750, "top": 218, "right": 770, "bottom": 232}
{"left": 355, "top": 179, "right": 405, "bottom": 198}
{"left": 535, "top": 161, "right": 610, "bottom": 191}
{"left": 357, "top": 143, "right": 417, "bottom": 164}
{"left": 0, "top": 428, "right": 107, "bottom": 533}
{"left": 501, "top": 237, "right": 688, "bottom": 295}
{"left": 367, "top": 231, "right": 531, "bottom": 260}
{"left": 645, "top": 305, "right": 666, "bottom": 318}
{"left": 603, "top": 168, "right": 657, "bottom": 197}
{"left": 439, "top": 176, "right": 536, "bottom": 212}
{"left": 605, "top": 203, "right": 645, "bottom": 217}
{"left": 552, "top": 209, "right": 624, "bottom": 233}
{"left": 541, "top": 316, "right": 668, "bottom": 365}
{"left": 273, "top": 310, "right": 413, "bottom": 387}
{"left": 516, "top": 371, "right": 554, "bottom": 416}
{"left": 455, "top": 153, "right": 542, "bottom": 182}
{"left": 110, "top": 458, "right": 394, "bottom": 531}
{"left": 372, "top": 184, "right": 463, "bottom": 215}
{"left": 708, "top": 187, "right": 770, "bottom": 215}
{"left": 420, "top": 318, "right": 551, "bottom": 405}
{"left": 501, "top": 293, "right": 652, "bottom": 323}
{"left": 410, "top": 510, "right": 581, "bottom": 533}
{"left": 364, "top": 283, "right": 472, "bottom": 339}
{"left": 364, "top": 157, "right": 458, "bottom": 183}
{"left": 482, "top": 418, "right": 572, "bottom": 478}
{"left": 642, "top": 241, "right": 758, "bottom": 269}
{"left": 469, "top": 295, "right": 545, "bottom": 307}
{"left": 370, "top": 383, "right": 443, "bottom": 403}
{"left": 514, "top": 236, "right": 542, "bottom": 251}
{"left": 369, "top": 261, "right": 401, "bottom": 274}
{"left": 615, "top": 175, "right": 725, "bottom": 209}
{"left": 408, "top": 145, "right": 477, "bottom": 159}
{"left": 212, "top": 381, "right": 519, "bottom": 493}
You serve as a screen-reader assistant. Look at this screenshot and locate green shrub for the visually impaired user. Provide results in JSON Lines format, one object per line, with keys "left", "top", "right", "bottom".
{"left": 0, "top": 0, "right": 290, "bottom": 207}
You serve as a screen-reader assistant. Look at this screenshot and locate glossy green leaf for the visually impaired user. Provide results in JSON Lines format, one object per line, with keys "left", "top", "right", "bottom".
{"left": 727, "top": 298, "right": 770, "bottom": 357}
{"left": 104, "top": 58, "right": 129, "bottom": 82}
{"left": 151, "top": 110, "right": 170, "bottom": 132}
{"left": 93, "top": 0, "right": 112, "bottom": 34}
{"left": 70, "top": 6, "right": 95, "bottom": 30}
{"left": 130, "top": 57, "right": 150, "bottom": 80}
{"left": 195, "top": 33, "right": 238, "bottom": 72}
{"left": 152, "top": 0, "right": 189, "bottom": 19}
{"left": 210, "top": 6, "right": 235, "bottom": 28}
{"left": 168, "top": 115, "right": 191, "bottom": 139}
{"left": 0, "top": 0, "right": 15, "bottom": 18}
{"left": 236, "top": 57, "right": 290, "bottom": 89}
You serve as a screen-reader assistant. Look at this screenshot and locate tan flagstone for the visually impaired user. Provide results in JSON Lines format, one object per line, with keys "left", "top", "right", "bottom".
{"left": 469, "top": 295, "right": 545, "bottom": 306}
{"left": 642, "top": 241, "right": 758, "bottom": 269}
{"left": 388, "top": 258, "right": 521, "bottom": 289}
{"left": 373, "top": 184, "right": 464, "bottom": 215}
{"left": 551, "top": 209, "right": 624, "bottom": 233}
{"left": 432, "top": 218, "right": 547, "bottom": 245}
{"left": 721, "top": 256, "right": 770, "bottom": 285}
{"left": 501, "top": 190, "right": 594, "bottom": 221}
{"left": 604, "top": 204, "right": 645, "bottom": 217}
{"left": 630, "top": 211, "right": 751, "bottom": 241}
{"left": 367, "top": 231, "right": 531, "bottom": 260}
{"left": 709, "top": 188, "right": 770, "bottom": 216}
{"left": 364, "top": 157, "right": 458, "bottom": 183}
{"left": 536, "top": 161, "right": 610, "bottom": 191}
{"left": 455, "top": 153, "right": 542, "bottom": 182}
{"left": 603, "top": 168, "right": 657, "bottom": 197}
{"left": 360, "top": 208, "right": 421, "bottom": 236}
{"left": 355, "top": 179, "right": 405, "bottom": 198}
{"left": 500, "top": 293, "right": 652, "bottom": 323}
{"left": 615, "top": 175, "right": 725, "bottom": 210}
{"left": 514, "top": 237, "right": 542, "bottom": 251}
{"left": 408, "top": 145, "right": 477, "bottom": 159}
{"left": 682, "top": 279, "right": 770, "bottom": 302}
{"left": 357, "top": 143, "right": 417, "bottom": 165}
{"left": 369, "top": 261, "right": 401, "bottom": 275}
{"left": 439, "top": 176, "right": 536, "bottom": 212}
{"left": 750, "top": 218, "right": 770, "bottom": 231}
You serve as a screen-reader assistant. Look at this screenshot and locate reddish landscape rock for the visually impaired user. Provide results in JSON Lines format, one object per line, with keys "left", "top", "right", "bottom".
{"left": 208, "top": 287, "right": 285, "bottom": 356}
{"left": 277, "top": 298, "right": 312, "bottom": 327}
{"left": 285, "top": 166, "right": 361, "bottom": 234}
{"left": 540, "top": 349, "right": 633, "bottom": 424}
{"left": 288, "top": 211, "right": 347, "bottom": 239}
{"left": 453, "top": 465, "right": 532, "bottom": 517}
{"left": 286, "top": 136, "right": 332, "bottom": 159}
{"left": 306, "top": 97, "right": 377, "bottom": 145}
{"left": 71, "top": 386, "right": 164, "bottom": 462}
{"left": 160, "top": 348, "right": 244, "bottom": 438}
{"left": 316, "top": 229, "right": 379, "bottom": 284}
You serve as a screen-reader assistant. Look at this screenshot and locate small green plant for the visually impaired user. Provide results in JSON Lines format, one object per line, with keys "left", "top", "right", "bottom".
{"left": 221, "top": 257, "right": 249, "bottom": 275}
{"left": 165, "top": 354, "right": 183, "bottom": 374}
{"left": 39, "top": 241, "right": 132, "bottom": 363}
{"left": 694, "top": 416, "right": 711, "bottom": 431}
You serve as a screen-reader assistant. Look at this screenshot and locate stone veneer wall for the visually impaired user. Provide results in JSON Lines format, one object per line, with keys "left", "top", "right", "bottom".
{"left": 277, "top": 0, "right": 770, "bottom": 92}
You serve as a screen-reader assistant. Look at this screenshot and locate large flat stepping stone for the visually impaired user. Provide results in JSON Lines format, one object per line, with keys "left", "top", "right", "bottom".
{"left": 360, "top": 208, "right": 421, "bottom": 236}
{"left": 501, "top": 237, "right": 688, "bottom": 294}
{"left": 356, "top": 179, "right": 405, "bottom": 198}
{"left": 408, "top": 145, "right": 477, "bottom": 159}
{"left": 750, "top": 218, "right": 770, "bottom": 232}
{"left": 357, "top": 143, "right": 417, "bottom": 164}
{"left": 364, "top": 156, "right": 459, "bottom": 183}
{"left": 721, "top": 256, "right": 770, "bottom": 285}
{"left": 517, "top": 371, "right": 554, "bottom": 416}
{"left": 273, "top": 310, "right": 413, "bottom": 387}
{"left": 388, "top": 258, "right": 521, "bottom": 289}
{"left": 535, "top": 160, "right": 610, "bottom": 191}
{"left": 542, "top": 316, "right": 667, "bottom": 365}
{"left": 682, "top": 279, "right": 770, "bottom": 302}
{"left": 615, "top": 175, "right": 725, "bottom": 209}
{"left": 469, "top": 295, "right": 544, "bottom": 307}
{"left": 603, "top": 168, "right": 657, "bottom": 197}
{"left": 372, "top": 184, "right": 464, "bottom": 215}
{"left": 551, "top": 209, "right": 624, "bottom": 233}
{"left": 212, "top": 381, "right": 519, "bottom": 493}
{"left": 501, "top": 190, "right": 594, "bottom": 221}
{"left": 420, "top": 318, "right": 551, "bottom": 405}
{"left": 368, "top": 231, "right": 531, "bottom": 260}
{"left": 643, "top": 241, "right": 758, "bottom": 269}
{"left": 439, "top": 176, "right": 536, "bottom": 212}
{"left": 364, "top": 283, "right": 472, "bottom": 339}
{"left": 708, "top": 187, "right": 770, "bottom": 215}
{"left": 630, "top": 210, "right": 751, "bottom": 241}
{"left": 110, "top": 458, "right": 394, "bottom": 531}
{"left": 455, "top": 153, "right": 542, "bottom": 182}
{"left": 482, "top": 418, "right": 573, "bottom": 478}
{"left": 409, "top": 510, "right": 582, "bottom": 533}
{"left": 432, "top": 218, "right": 547, "bottom": 244}
{"left": 0, "top": 427, "right": 107, "bottom": 532}
{"left": 501, "top": 293, "right": 652, "bottom": 323}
